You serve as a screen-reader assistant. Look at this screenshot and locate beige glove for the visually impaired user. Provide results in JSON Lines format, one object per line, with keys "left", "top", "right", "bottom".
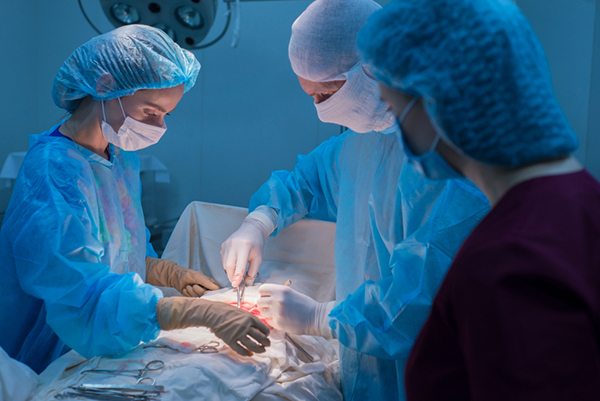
{"left": 146, "top": 257, "right": 219, "bottom": 297}
{"left": 157, "top": 297, "right": 271, "bottom": 356}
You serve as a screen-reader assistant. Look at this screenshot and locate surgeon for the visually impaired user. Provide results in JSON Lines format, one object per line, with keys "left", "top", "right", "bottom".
{"left": 220, "top": 0, "right": 489, "bottom": 399}
{"left": 358, "top": 0, "right": 600, "bottom": 399}
{"left": 0, "top": 25, "right": 270, "bottom": 374}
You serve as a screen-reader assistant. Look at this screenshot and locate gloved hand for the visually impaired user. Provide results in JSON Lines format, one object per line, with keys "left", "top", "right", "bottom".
{"left": 258, "top": 284, "right": 335, "bottom": 339}
{"left": 157, "top": 297, "right": 271, "bottom": 356}
{"left": 146, "top": 257, "right": 219, "bottom": 297}
{"left": 221, "top": 208, "right": 276, "bottom": 288}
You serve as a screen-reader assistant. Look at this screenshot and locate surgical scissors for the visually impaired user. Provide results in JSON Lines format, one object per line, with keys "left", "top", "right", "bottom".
{"left": 195, "top": 340, "right": 220, "bottom": 353}
{"left": 143, "top": 340, "right": 220, "bottom": 354}
{"left": 80, "top": 360, "right": 164, "bottom": 385}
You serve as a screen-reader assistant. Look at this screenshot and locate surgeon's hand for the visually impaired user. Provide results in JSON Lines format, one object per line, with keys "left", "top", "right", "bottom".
{"left": 221, "top": 212, "right": 272, "bottom": 288}
{"left": 146, "top": 257, "right": 219, "bottom": 297}
{"left": 157, "top": 297, "right": 271, "bottom": 356}
{"left": 258, "top": 284, "right": 335, "bottom": 339}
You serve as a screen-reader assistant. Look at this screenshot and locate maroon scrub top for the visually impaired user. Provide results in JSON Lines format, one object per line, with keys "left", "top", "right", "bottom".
{"left": 405, "top": 170, "right": 600, "bottom": 401}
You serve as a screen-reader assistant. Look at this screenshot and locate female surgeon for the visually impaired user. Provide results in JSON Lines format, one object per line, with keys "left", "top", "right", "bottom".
{"left": 359, "top": 0, "right": 600, "bottom": 399}
{"left": 0, "top": 25, "right": 270, "bottom": 374}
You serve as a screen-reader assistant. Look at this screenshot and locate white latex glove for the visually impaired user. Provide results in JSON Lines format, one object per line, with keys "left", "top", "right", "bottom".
{"left": 221, "top": 207, "right": 276, "bottom": 287}
{"left": 258, "top": 284, "right": 335, "bottom": 338}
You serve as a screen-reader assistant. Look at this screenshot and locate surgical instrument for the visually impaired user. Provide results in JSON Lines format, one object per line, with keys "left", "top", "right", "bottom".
{"left": 57, "top": 383, "right": 165, "bottom": 400}
{"left": 143, "top": 340, "right": 220, "bottom": 353}
{"left": 76, "top": 383, "right": 164, "bottom": 392}
{"left": 237, "top": 279, "right": 246, "bottom": 308}
{"left": 285, "top": 333, "right": 315, "bottom": 363}
{"left": 80, "top": 360, "right": 164, "bottom": 385}
{"left": 55, "top": 392, "right": 143, "bottom": 400}
{"left": 237, "top": 272, "right": 261, "bottom": 307}
{"left": 55, "top": 386, "right": 162, "bottom": 401}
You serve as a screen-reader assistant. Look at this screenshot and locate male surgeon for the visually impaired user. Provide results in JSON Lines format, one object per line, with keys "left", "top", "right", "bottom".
{"left": 221, "top": 0, "right": 489, "bottom": 399}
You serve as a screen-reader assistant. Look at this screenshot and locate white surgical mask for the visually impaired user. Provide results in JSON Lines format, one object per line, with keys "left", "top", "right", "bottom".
{"left": 101, "top": 98, "right": 167, "bottom": 151}
{"left": 314, "top": 63, "right": 394, "bottom": 134}
{"left": 397, "top": 97, "right": 462, "bottom": 181}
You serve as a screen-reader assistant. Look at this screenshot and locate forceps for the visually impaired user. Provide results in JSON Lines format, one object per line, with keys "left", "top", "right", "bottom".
{"left": 81, "top": 360, "right": 164, "bottom": 385}
{"left": 143, "top": 340, "right": 220, "bottom": 353}
{"left": 55, "top": 384, "right": 164, "bottom": 401}
{"left": 237, "top": 272, "right": 259, "bottom": 308}
{"left": 237, "top": 279, "right": 246, "bottom": 308}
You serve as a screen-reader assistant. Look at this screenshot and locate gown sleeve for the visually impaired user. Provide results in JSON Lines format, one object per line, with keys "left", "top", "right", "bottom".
{"left": 145, "top": 226, "right": 158, "bottom": 258}
{"left": 4, "top": 145, "right": 163, "bottom": 359}
{"left": 248, "top": 133, "right": 346, "bottom": 234}
{"left": 329, "top": 166, "right": 490, "bottom": 360}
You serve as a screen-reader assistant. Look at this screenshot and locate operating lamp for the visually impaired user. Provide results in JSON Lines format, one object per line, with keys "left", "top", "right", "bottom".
{"left": 79, "top": 0, "right": 293, "bottom": 50}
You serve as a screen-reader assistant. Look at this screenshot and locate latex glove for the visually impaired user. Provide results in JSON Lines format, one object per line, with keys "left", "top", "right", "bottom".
{"left": 157, "top": 297, "right": 271, "bottom": 356}
{"left": 258, "top": 284, "right": 335, "bottom": 339}
{"left": 221, "top": 208, "right": 276, "bottom": 288}
{"left": 146, "top": 257, "right": 219, "bottom": 297}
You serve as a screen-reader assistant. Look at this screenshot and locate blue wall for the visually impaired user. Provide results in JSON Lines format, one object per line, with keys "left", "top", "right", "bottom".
{"left": 585, "top": 0, "right": 600, "bottom": 177}
{"left": 517, "top": 0, "right": 598, "bottom": 167}
{"left": 0, "top": 0, "right": 598, "bottom": 226}
{"left": 0, "top": 0, "right": 338, "bottom": 226}
{"left": 0, "top": 1, "right": 40, "bottom": 214}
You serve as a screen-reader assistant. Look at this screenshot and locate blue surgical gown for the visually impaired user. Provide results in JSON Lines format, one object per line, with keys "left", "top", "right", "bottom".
{"left": 0, "top": 122, "right": 163, "bottom": 373}
{"left": 249, "top": 128, "right": 489, "bottom": 400}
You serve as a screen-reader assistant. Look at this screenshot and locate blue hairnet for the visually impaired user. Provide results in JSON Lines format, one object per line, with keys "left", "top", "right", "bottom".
{"left": 357, "top": 0, "right": 578, "bottom": 167}
{"left": 53, "top": 24, "right": 200, "bottom": 112}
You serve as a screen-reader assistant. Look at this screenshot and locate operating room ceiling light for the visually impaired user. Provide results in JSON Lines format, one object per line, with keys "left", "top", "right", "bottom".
{"left": 98, "top": 0, "right": 219, "bottom": 49}
{"left": 176, "top": 6, "right": 203, "bottom": 29}
{"left": 110, "top": 3, "right": 141, "bottom": 24}
{"left": 80, "top": 0, "right": 296, "bottom": 50}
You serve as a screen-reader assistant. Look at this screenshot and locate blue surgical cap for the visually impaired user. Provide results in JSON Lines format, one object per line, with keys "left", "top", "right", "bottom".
{"left": 53, "top": 24, "right": 201, "bottom": 112}
{"left": 357, "top": 0, "right": 578, "bottom": 167}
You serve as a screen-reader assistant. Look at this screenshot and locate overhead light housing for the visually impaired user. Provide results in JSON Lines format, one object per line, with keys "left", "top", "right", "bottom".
{"left": 99, "top": 0, "right": 218, "bottom": 49}
{"left": 110, "top": 3, "right": 141, "bottom": 24}
{"left": 176, "top": 6, "right": 203, "bottom": 29}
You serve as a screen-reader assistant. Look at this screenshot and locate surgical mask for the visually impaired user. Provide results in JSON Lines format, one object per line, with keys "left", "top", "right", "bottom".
{"left": 101, "top": 98, "right": 167, "bottom": 151}
{"left": 397, "top": 98, "right": 462, "bottom": 181}
{"left": 314, "top": 63, "right": 394, "bottom": 134}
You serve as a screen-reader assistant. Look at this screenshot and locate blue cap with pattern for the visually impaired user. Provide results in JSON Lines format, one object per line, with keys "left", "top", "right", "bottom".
{"left": 358, "top": 0, "right": 578, "bottom": 166}
{"left": 53, "top": 24, "right": 200, "bottom": 112}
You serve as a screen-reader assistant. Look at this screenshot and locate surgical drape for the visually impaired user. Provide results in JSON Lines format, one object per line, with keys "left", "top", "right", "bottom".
{"left": 0, "top": 123, "right": 162, "bottom": 373}
{"left": 249, "top": 128, "right": 489, "bottom": 399}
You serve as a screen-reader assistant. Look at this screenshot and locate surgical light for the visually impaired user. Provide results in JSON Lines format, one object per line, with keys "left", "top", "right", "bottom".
{"left": 176, "top": 6, "right": 203, "bottom": 29}
{"left": 90, "top": 0, "right": 219, "bottom": 49}
{"left": 79, "top": 0, "right": 296, "bottom": 50}
{"left": 110, "top": 3, "right": 141, "bottom": 24}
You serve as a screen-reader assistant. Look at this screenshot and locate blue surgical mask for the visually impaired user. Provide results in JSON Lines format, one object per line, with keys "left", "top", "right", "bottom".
{"left": 396, "top": 98, "right": 463, "bottom": 181}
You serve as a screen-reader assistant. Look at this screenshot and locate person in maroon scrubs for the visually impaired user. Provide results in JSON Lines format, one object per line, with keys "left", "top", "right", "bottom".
{"left": 357, "top": 0, "right": 600, "bottom": 399}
